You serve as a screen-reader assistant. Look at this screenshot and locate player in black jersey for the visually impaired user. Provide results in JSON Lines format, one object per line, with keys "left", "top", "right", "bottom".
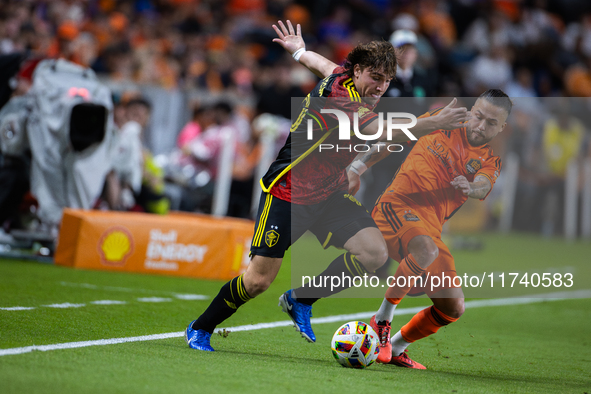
{"left": 186, "top": 20, "right": 469, "bottom": 351}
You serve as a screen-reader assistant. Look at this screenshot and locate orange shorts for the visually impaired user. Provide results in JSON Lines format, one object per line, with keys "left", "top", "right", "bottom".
{"left": 372, "top": 201, "right": 459, "bottom": 297}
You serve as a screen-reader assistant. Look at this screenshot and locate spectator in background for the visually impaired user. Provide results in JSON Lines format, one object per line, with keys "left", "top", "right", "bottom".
{"left": 164, "top": 104, "right": 217, "bottom": 213}
{"left": 125, "top": 97, "right": 170, "bottom": 215}
{"left": 228, "top": 124, "right": 262, "bottom": 219}
{"left": 256, "top": 62, "right": 306, "bottom": 119}
{"left": 505, "top": 66, "right": 538, "bottom": 98}
{"left": 563, "top": 61, "right": 591, "bottom": 97}
{"left": 417, "top": 0, "right": 457, "bottom": 52}
{"left": 465, "top": 44, "right": 513, "bottom": 96}
{"left": 177, "top": 104, "right": 206, "bottom": 150}
{"left": 462, "top": 9, "right": 513, "bottom": 56}
{"left": 391, "top": 13, "right": 437, "bottom": 72}
{"left": 213, "top": 102, "right": 260, "bottom": 218}
{"left": 543, "top": 101, "right": 585, "bottom": 179}
{"left": 384, "top": 29, "right": 435, "bottom": 98}
{"left": 506, "top": 104, "right": 546, "bottom": 232}
{"left": 104, "top": 97, "right": 144, "bottom": 212}
{"left": 47, "top": 22, "right": 81, "bottom": 64}
{"left": 174, "top": 101, "right": 254, "bottom": 217}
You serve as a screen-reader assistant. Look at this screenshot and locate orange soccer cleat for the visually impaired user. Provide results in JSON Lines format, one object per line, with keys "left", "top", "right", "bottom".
{"left": 389, "top": 350, "right": 426, "bottom": 369}
{"left": 370, "top": 315, "right": 392, "bottom": 363}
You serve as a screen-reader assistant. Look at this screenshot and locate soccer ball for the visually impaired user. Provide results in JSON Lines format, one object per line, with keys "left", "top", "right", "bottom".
{"left": 331, "top": 321, "right": 380, "bottom": 368}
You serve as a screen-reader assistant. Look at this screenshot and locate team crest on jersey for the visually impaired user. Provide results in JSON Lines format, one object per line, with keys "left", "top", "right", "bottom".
{"left": 358, "top": 107, "right": 371, "bottom": 118}
{"left": 403, "top": 213, "right": 420, "bottom": 222}
{"left": 265, "top": 230, "right": 280, "bottom": 247}
{"left": 466, "top": 159, "right": 482, "bottom": 174}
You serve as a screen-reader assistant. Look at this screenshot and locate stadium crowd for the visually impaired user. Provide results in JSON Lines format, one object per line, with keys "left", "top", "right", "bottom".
{"left": 0, "top": 0, "right": 590, "bottom": 237}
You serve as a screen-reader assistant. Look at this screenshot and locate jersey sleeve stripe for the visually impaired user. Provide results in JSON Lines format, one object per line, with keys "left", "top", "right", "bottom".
{"left": 477, "top": 172, "right": 493, "bottom": 185}
{"left": 343, "top": 79, "right": 361, "bottom": 102}
{"left": 429, "top": 107, "right": 444, "bottom": 116}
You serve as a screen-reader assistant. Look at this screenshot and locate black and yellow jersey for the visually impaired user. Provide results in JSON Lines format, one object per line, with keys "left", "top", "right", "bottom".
{"left": 261, "top": 66, "right": 378, "bottom": 204}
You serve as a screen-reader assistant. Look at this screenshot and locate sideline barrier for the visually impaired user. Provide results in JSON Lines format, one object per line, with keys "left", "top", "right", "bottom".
{"left": 55, "top": 209, "right": 253, "bottom": 280}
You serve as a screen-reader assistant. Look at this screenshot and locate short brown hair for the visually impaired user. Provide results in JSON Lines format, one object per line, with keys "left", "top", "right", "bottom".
{"left": 343, "top": 40, "right": 398, "bottom": 79}
{"left": 479, "top": 89, "right": 513, "bottom": 116}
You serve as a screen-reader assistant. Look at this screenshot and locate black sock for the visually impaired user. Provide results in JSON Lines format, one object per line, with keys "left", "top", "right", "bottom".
{"left": 192, "top": 274, "right": 252, "bottom": 333}
{"left": 294, "top": 252, "right": 369, "bottom": 305}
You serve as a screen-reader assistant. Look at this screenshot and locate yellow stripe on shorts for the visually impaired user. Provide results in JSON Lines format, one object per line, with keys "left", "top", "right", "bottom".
{"left": 254, "top": 193, "right": 273, "bottom": 247}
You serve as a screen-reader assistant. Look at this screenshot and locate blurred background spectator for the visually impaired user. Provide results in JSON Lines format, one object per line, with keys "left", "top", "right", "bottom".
{"left": 0, "top": 0, "right": 590, "bottom": 237}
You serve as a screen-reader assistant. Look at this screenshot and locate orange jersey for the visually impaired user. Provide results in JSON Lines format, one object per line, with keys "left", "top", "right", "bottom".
{"left": 378, "top": 108, "right": 502, "bottom": 235}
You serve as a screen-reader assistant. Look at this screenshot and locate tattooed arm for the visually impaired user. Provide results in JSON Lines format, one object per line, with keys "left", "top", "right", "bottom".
{"left": 450, "top": 175, "right": 492, "bottom": 199}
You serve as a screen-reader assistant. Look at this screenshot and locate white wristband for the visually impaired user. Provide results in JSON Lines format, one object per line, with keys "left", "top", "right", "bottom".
{"left": 292, "top": 48, "right": 306, "bottom": 62}
{"left": 349, "top": 160, "right": 368, "bottom": 176}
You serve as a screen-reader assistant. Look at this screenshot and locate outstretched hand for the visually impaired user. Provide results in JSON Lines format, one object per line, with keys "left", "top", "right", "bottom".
{"left": 450, "top": 175, "right": 471, "bottom": 196}
{"left": 272, "top": 20, "right": 305, "bottom": 55}
{"left": 435, "top": 98, "right": 471, "bottom": 130}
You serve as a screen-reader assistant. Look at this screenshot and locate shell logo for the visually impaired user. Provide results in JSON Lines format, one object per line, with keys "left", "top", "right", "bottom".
{"left": 98, "top": 227, "right": 134, "bottom": 266}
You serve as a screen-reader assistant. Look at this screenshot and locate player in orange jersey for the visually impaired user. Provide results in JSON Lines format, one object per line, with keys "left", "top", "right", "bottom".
{"left": 347, "top": 90, "right": 511, "bottom": 369}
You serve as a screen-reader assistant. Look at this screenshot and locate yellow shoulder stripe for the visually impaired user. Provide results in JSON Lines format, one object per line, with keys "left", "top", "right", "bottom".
{"left": 343, "top": 78, "right": 361, "bottom": 102}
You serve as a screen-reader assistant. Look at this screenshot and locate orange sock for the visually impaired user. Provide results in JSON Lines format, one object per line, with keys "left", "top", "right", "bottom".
{"left": 400, "top": 306, "right": 459, "bottom": 343}
{"left": 385, "top": 254, "right": 425, "bottom": 300}
{"left": 385, "top": 297, "right": 403, "bottom": 305}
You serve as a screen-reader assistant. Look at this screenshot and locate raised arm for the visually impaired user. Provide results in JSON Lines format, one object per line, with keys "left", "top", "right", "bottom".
{"left": 272, "top": 20, "right": 337, "bottom": 79}
{"left": 347, "top": 98, "right": 471, "bottom": 194}
{"left": 358, "top": 98, "right": 470, "bottom": 142}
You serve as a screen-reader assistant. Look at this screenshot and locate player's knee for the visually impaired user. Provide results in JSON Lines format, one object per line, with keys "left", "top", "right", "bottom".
{"left": 425, "top": 245, "right": 439, "bottom": 266}
{"left": 244, "top": 275, "right": 272, "bottom": 297}
{"left": 445, "top": 299, "right": 465, "bottom": 319}
{"left": 358, "top": 243, "right": 389, "bottom": 272}
{"left": 409, "top": 236, "right": 439, "bottom": 268}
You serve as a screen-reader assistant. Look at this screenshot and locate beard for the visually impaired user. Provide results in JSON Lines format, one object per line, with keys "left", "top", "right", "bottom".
{"left": 466, "top": 128, "right": 491, "bottom": 147}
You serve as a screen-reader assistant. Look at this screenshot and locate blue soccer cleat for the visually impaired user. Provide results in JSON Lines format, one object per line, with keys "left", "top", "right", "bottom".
{"left": 278, "top": 290, "right": 316, "bottom": 343}
{"left": 185, "top": 320, "right": 214, "bottom": 351}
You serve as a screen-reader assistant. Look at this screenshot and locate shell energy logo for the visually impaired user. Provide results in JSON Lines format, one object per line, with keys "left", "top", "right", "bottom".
{"left": 98, "top": 227, "right": 134, "bottom": 266}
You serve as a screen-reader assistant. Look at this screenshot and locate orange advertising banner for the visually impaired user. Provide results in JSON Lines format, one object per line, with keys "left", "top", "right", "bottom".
{"left": 54, "top": 209, "right": 254, "bottom": 280}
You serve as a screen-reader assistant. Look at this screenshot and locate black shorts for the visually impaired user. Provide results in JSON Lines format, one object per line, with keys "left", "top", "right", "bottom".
{"left": 250, "top": 190, "right": 378, "bottom": 258}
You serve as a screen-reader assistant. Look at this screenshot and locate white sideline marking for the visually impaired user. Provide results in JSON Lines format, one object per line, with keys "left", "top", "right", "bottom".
{"left": 90, "top": 300, "right": 127, "bottom": 305}
{"left": 173, "top": 294, "right": 209, "bottom": 300}
{"left": 59, "top": 282, "right": 209, "bottom": 301}
{"left": 1, "top": 290, "right": 589, "bottom": 357}
{"left": 1, "top": 296, "right": 204, "bottom": 311}
{"left": 137, "top": 297, "right": 172, "bottom": 303}
{"left": 43, "top": 303, "right": 85, "bottom": 309}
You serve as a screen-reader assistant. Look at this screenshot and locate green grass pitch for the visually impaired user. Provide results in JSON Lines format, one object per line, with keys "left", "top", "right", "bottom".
{"left": 0, "top": 233, "right": 590, "bottom": 393}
